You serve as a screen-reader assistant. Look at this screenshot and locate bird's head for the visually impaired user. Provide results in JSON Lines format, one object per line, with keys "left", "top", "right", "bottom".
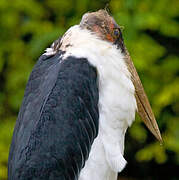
{"left": 81, "top": 10, "right": 162, "bottom": 143}
{"left": 80, "top": 10, "right": 125, "bottom": 53}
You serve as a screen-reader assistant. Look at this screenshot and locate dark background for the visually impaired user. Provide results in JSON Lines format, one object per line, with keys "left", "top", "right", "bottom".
{"left": 0, "top": 0, "right": 179, "bottom": 179}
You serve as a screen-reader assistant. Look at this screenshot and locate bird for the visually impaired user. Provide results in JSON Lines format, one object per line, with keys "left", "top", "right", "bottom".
{"left": 8, "top": 9, "right": 162, "bottom": 180}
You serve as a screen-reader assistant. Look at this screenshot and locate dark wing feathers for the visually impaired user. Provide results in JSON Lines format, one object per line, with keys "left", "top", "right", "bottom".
{"left": 8, "top": 53, "right": 99, "bottom": 180}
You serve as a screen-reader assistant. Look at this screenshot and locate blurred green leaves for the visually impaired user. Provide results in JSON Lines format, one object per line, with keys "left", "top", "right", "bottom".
{"left": 0, "top": 120, "right": 15, "bottom": 179}
{"left": 136, "top": 142, "right": 167, "bottom": 164}
{"left": 0, "top": 0, "right": 179, "bottom": 179}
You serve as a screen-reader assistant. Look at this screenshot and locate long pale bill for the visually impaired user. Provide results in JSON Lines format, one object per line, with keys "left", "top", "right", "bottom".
{"left": 124, "top": 49, "right": 162, "bottom": 142}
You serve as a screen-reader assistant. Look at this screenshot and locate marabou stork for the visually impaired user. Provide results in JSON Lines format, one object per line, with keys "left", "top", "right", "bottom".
{"left": 8, "top": 10, "right": 162, "bottom": 180}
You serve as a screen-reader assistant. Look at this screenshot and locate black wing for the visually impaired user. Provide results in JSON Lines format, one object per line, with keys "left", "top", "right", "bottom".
{"left": 8, "top": 52, "right": 99, "bottom": 180}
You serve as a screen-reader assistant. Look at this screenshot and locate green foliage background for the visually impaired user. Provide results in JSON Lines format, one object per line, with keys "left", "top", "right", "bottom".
{"left": 0, "top": 0, "right": 178, "bottom": 179}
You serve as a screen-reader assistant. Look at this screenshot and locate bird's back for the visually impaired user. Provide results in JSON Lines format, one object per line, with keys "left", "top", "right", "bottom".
{"left": 8, "top": 52, "right": 99, "bottom": 180}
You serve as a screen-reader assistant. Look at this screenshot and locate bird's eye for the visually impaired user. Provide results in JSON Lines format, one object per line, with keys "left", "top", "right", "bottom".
{"left": 113, "top": 28, "right": 120, "bottom": 37}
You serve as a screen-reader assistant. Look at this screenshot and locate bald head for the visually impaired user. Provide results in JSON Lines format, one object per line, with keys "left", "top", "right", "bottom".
{"left": 80, "top": 10, "right": 125, "bottom": 53}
